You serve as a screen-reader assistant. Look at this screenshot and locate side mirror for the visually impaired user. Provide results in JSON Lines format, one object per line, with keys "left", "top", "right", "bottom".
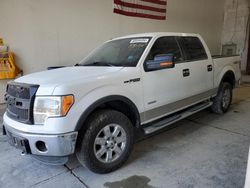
{"left": 145, "top": 54, "right": 175, "bottom": 71}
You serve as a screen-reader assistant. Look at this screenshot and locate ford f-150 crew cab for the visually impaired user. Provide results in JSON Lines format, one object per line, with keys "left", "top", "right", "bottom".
{"left": 3, "top": 32, "right": 241, "bottom": 174}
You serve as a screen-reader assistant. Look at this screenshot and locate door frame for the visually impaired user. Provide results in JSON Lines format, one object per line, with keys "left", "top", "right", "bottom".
{"left": 246, "top": 22, "right": 250, "bottom": 75}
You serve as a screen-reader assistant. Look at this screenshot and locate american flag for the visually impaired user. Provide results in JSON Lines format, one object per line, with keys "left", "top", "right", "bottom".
{"left": 113, "top": 0, "right": 167, "bottom": 20}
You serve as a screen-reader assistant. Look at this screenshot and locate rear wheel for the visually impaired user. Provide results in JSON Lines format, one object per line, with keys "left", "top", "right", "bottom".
{"left": 211, "top": 82, "right": 233, "bottom": 114}
{"left": 76, "top": 109, "right": 134, "bottom": 174}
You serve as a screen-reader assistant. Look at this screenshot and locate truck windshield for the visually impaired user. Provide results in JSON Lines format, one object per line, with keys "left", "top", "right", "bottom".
{"left": 78, "top": 37, "right": 151, "bottom": 67}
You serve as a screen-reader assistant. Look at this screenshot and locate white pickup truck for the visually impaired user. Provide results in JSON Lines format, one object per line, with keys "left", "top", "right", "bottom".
{"left": 3, "top": 32, "right": 241, "bottom": 173}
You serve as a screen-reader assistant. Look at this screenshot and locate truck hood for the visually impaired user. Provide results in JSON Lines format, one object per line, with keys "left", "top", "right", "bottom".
{"left": 15, "top": 66, "right": 124, "bottom": 94}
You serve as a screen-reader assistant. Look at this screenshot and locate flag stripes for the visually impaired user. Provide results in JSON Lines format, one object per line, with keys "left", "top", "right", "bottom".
{"left": 113, "top": 0, "right": 167, "bottom": 20}
{"left": 140, "top": 0, "right": 167, "bottom": 5}
{"left": 114, "top": 0, "right": 166, "bottom": 13}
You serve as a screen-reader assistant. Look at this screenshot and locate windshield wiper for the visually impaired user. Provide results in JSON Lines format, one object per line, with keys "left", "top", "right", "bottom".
{"left": 78, "top": 62, "right": 116, "bottom": 67}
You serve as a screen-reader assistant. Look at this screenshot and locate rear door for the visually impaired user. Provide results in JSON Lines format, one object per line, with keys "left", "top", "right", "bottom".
{"left": 177, "top": 36, "right": 214, "bottom": 96}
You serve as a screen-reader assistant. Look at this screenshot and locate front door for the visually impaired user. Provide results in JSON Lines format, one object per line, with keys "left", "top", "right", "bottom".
{"left": 141, "top": 36, "right": 191, "bottom": 123}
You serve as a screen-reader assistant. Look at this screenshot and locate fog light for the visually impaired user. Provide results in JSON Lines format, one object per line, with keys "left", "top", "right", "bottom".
{"left": 35, "top": 141, "right": 47, "bottom": 152}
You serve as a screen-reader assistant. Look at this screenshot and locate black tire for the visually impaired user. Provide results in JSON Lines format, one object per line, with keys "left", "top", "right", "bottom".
{"left": 76, "top": 109, "right": 134, "bottom": 174}
{"left": 210, "top": 82, "right": 233, "bottom": 114}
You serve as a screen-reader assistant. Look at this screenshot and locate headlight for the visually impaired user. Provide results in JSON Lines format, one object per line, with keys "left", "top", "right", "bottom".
{"left": 33, "top": 95, "right": 74, "bottom": 125}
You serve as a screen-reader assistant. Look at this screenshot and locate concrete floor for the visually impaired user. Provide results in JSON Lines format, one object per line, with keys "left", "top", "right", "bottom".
{"left": 1, "top": 85, "right": 250, "bottom": 188}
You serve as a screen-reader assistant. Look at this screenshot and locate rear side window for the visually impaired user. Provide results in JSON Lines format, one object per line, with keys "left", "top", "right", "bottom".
{"left": 146, "top": 37, "right": 183, "bottom": 63}
{"left": 178, "top": 37, "right": 208, "bottom": 61}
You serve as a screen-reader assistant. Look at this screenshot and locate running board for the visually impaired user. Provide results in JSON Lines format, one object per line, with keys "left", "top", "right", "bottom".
{"left": 143, "top": 101, "right": 213, "bottom": 135}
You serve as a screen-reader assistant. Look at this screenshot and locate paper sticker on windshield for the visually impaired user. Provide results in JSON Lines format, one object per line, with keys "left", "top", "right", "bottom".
{"left": 130, "top": 38, "right": 149, "bottom": 44}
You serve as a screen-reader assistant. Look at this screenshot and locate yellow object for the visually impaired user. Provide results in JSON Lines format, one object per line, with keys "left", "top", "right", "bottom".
{"left": 0, "top": 52, "right": 22, "bottom": 80}
{"left": 61, "top": 95, "right": 74, "bottom": 116}
{"left": 0, "top": 38, "right": 3, "bottom": 46}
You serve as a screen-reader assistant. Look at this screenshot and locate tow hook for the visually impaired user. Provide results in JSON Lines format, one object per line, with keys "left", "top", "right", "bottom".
{"left": 21, "top": 151, "right": 26, "bottom": 156}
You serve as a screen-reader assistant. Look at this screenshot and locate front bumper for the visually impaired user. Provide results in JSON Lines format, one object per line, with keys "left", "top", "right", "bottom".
{"left": 4, "top": 124, "right": 78, "bottom": 157}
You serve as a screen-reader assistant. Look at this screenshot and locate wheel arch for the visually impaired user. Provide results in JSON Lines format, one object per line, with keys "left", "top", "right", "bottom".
{"left": 75, "top": 95, "right": 141, "bottom": 132}
{"left": 219, "top": 70, "right": 236, "bottom": 88}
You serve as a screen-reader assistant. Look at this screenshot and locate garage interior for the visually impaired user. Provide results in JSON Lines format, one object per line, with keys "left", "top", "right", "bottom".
{"left": 0, "top": 0, "right": 250, "bottom": 187}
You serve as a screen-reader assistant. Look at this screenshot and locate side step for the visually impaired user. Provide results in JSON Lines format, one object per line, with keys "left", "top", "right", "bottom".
{"left": 143, "top": 101, "right": 213, "bottom": 134}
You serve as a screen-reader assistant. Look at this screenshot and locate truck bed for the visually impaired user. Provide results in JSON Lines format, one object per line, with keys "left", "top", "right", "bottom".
{"left": 213, "top": 55, "right": 241, "bottom": 88}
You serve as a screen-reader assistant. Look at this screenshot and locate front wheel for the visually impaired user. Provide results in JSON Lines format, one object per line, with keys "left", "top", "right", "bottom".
{"left": 76, "top": 109, "right": 134, "bottom": 174}
{"left": 211, "top": 82, "right": 233, "bottom": 114}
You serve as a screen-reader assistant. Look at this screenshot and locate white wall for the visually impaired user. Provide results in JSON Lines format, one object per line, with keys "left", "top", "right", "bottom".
{"left": 222, "top": 0, "right": 250, "bottom": 71}
{"left": 0, "top": 0, "right": 225, "bottom": 103}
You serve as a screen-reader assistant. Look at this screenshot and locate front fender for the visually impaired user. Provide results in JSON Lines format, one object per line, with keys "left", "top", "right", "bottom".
{"left": 72, "top": 85, "right": 144, "bottom": 131}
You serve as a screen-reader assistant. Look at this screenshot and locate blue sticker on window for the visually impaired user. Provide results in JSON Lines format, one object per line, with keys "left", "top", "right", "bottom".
{"left": 128, "top": 56, "right": 134, "bottom": 60}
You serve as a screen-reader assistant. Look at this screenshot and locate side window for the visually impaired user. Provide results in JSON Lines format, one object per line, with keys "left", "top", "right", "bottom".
{"left": 178, "top": 37, "right": 208, "bottom": 61}
{"left": 146, "top": 37, "right": 183, "bottom": 63}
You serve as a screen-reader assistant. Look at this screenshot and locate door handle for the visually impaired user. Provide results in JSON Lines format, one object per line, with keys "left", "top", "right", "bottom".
{"left": 207, "top": 65, "right": 213, "bottom": 72}
{"left": 183, "top": 69, "right": 190, "bottom": 77}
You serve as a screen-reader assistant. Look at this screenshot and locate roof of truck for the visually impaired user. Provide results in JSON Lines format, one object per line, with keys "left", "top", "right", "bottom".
{"left": 113, "top": 32, "right": 201, "bottom": 40}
